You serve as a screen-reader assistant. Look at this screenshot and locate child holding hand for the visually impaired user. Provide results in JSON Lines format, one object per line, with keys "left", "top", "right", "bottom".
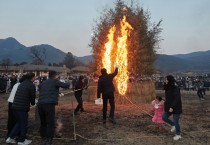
{"left": 151, "top": 96, "right": 164, "bottom": 124}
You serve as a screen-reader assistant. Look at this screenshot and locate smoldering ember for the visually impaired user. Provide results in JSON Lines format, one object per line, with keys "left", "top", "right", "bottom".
{"left": 0, "top": 0, "right": 210, "bottom": 145}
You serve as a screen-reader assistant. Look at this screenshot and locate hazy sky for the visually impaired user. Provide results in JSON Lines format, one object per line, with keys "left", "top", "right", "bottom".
{"left": 0, "top": 0, "right": 210, "bottom": 56}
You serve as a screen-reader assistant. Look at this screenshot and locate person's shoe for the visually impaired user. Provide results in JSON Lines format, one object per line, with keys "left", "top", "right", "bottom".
{"left": 41, "top": 137, "right": 47, "bottom": 145}
{"left": 201, "top": 98, "right": 205, "bottom": 101}
{"left": 173, "top": 135, "right": 181, "bottom": 141}
{"left": 103, "top": 119, "right": 106, "bottom": 124}
{"left": 55, "top": 132, "right": 62, "bottom": 138}
{"left": 74, "top": 111, "right": 79, "bottom": 115}
{"left": 6, "top": 137, "right": 16, "bottom": 144}
{"left": 102, "top": 120, "right": 107, "bottom": 128}
{"left": 45, "top": 138, "right": 53, "bottom": 145}
{"left": 109, "top": 118, "right": 116, "bottom": 124}
{"left": 171, "top": 126, "right": 175, "bottom": 132}
{"left": 80, "top": 109, "right": 86, "bottom": 112}
{"left": 17, "top": 139, "right": 32, "bottom": 145}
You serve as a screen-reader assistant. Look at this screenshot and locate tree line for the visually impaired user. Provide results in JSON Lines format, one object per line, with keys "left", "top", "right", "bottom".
{"left": 0, "top": 46, "right": 83, "bottom": 71}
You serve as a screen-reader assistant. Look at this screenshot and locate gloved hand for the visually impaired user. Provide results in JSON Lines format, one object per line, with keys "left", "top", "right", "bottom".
{"left": 35, "top": 99, "right": 38, "bottom": 104}
{"left": 114, "top": 62, "right": 118, "bottom": 68}
{"left": 59, "top": 93, "right": 64, "bottom": 97}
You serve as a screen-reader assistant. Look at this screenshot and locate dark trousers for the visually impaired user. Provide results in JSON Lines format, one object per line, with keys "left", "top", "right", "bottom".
{"left": 38, "top": 104, "right": 55, "bottom": 139}
{"left": 7, "top": 103, "right": 16, "bottom": 138}
{"left": 9, "top": 110, "right": 28, "bottom": 142}
{"left": 202, "top": 88, "right": 206, "bottom": 95}
{"left": 74, "top": 93, "right": 84, "bottom": 113}
{"left": 102, "top": 92, "right": 115, "bottom": 120}
{"left": 197, "top": 89, "right": 203, "bottom": 99}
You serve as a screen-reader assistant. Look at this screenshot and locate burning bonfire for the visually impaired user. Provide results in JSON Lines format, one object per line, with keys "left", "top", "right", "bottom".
{"left": 102, "top": 16, "right": 133, "bottom": 95}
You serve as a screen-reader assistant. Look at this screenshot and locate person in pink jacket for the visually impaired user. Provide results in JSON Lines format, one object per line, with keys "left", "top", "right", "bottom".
{"left": 151, "top": 96, "right": 164, "bottom": 124}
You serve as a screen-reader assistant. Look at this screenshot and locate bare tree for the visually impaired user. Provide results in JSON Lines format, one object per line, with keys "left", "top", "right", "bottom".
{"left": 1, "top": 58, "right": 12, "bottom": 72}
{"left": 30, "top": 46, "right": 47, "bottom": 65}
{"left": 63, "top": 52, "right": 75, "bottom": 69}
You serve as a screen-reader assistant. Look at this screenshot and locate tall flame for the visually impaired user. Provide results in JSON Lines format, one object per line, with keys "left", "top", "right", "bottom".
{"left": 102, "top": 26, "right": 116, "bottom": 73}
{"left": 101, "top": 16, "right": 133, "bottom": 95}
{"left": 116, "top": 16, "right": 133, "bottom": 95}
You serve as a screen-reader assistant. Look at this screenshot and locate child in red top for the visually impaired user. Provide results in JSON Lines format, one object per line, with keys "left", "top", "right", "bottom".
{"left": 151, "top": 96, "right": 164, "bottom": 124}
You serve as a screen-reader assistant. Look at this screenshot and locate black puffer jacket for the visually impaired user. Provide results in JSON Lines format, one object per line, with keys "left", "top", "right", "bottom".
{"left": 12, "top": 80, "right": 36, "bottom": 112}
{"left": 97, "top": 68, "right": 118, "bottom": 98}
{"left": 164, "top": 85, "right": 182, "bottom": 114}
{"left": 38, "top": 78, "right": 69, "bottom": 105}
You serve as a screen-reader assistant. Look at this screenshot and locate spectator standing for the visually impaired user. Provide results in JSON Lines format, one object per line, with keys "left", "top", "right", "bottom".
{"left": 6, "top": 75, "right": 27, "bottom": 139}
{"left": 6, "top": 73, "right": 36, "bottom": 145}
{"left": 196, "top": 80, "right": 204, "bottom": 100}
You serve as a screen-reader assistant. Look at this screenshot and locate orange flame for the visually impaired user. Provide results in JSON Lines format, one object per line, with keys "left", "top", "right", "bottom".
{"left": 102, "top": 26, "right": 116, "bottom": 73}
{"left": 116, "top": 16, "right": 133, "bottom": 95}
{"left": 102, "top": 16, "right": 133, "bottom": 95}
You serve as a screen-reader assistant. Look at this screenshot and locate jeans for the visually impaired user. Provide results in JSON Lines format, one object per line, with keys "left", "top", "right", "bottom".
{"left": 9, "top": 110, "right": 28, "bottom": 142}
{"left": 102, "top": 92, "right": 115, "bottom": 120}
{"left": 162, "top": 112, "right": 181, "bottom": 135}
{"left": 38, "top": 104, "right": 55, "bottom": 139}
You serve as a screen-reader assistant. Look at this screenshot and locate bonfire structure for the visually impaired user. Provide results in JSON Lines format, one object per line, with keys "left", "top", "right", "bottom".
{"left": 89, "top": 0, "right": 162, "bottom": 104}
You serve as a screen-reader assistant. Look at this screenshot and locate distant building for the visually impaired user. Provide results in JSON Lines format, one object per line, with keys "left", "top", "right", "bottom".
{"left": 0, "top": 64, "right": 90, "bottom": 76}
{"left": 0, "top": 64, "right": 71, "bottom": 77}
{"left": 70, "top": 66, "right": 90, "bottom": 73}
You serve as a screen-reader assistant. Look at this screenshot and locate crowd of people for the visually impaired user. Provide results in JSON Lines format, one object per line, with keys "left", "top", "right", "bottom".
{"left": 1, "top": 72, "right": 89, "bottom": 145}
{"left": 0, "top": 74, "right": 18, "bottom": 93}
{"left": 1, "top": 70, "right": 209, "bottom": 144}
{"left": 154, "top": 75, "right": 210, "bottom": 100}
{"left": 154, "top": 74, "right": 210, "bottom": 90}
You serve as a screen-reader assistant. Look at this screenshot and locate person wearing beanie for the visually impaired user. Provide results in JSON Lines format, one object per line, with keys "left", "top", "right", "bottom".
{"left": 6, "top": 75, "right": 27, "bottom": 139}
{"left": 6, "top": 73, "right": 36, "bottom": 145}
{"left": 162, "top": 75, "right": 182, "bottom": 141}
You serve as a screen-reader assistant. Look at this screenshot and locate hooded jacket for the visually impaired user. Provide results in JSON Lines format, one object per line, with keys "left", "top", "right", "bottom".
{"left": 164, "top": 84, "right": 182, "bottom": 114}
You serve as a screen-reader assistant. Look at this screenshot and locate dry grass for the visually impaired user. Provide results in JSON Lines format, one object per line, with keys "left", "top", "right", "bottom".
{"left": 1, "top": 89, "right": 210, "bottom": 145}
{"left": 86, "top": 80, "right": 156, "bottom": 104}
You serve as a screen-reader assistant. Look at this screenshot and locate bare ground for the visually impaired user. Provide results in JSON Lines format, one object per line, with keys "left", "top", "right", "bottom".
{"left": 0, "top": 90, "right": 210, "bottom": 145}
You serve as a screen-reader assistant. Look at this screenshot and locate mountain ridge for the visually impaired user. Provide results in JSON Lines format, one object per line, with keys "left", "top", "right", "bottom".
{"left": 0, "top": 37, "right": 209, "bottom": 72}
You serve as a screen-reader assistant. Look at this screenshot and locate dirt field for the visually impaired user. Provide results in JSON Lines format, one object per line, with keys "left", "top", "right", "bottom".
{"left": 0, "top": 90, "right": 210, "bottom": 145}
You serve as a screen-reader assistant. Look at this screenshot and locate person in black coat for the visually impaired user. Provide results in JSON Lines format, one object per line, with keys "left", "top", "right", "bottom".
{"left": 10, "top": 75, "right": 17, "bottom": 90}
{"left": 74, "top": 75, "right": 85, "bottom": 114}
{"left": 6, "top": 75, "right": 27, "bottom": 139}
{"left": 0, "top": 75, "right": 7, "bottom": 93}
{"left": 97, "top": 67, "right": 118, "bottom": 124}
{"left": 162, "top": 75, "right": 182, "bottom": 141}
{"left": 6, "top": 73, "right": 36, "bottom": 145}
{"left": 38, "top": 71, "right": 69, "bottom": 145}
